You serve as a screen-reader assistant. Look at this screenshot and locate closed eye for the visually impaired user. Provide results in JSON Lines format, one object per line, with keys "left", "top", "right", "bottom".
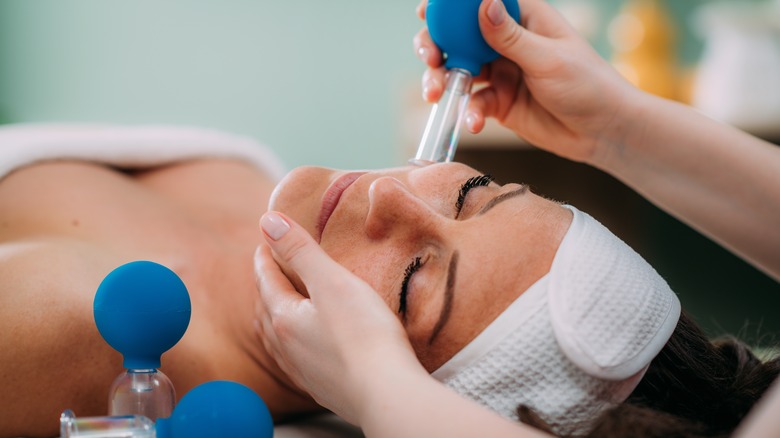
{"left": 397, "top": 174, "right": 493, "bottom": 321}
{"left": 399, "top": 256, "right": 421, "bottom": 318}
{"left": 455, "top": 174, "right": 493, "bottom": 218}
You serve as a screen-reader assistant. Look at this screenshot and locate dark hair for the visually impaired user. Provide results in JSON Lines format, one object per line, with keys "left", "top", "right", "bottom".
{"left": 519, "top": 312, "right": 780, "bottom": 437}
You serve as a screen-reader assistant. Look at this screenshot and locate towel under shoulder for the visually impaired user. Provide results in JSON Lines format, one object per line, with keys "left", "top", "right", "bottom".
{"left": 0, "top": 123, "right": 287, "bottom": 181}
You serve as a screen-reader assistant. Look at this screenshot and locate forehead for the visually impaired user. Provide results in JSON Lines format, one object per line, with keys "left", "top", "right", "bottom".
{"left": 417, "top": 192, "right": 572, "bottom": 370}
{"left": 313, "top": 162, "right": 572, "bottom": 370}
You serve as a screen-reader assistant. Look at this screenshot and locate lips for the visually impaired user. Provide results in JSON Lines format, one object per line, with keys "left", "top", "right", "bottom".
{"left": 316, "top": 171, "right": 366, "bottom": 242}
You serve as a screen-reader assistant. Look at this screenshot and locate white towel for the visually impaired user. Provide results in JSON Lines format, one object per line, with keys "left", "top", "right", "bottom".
{"left": 0, "top": 123, "right": 287, "bottom": 181}
{"left": 432, "top": 205, "right": 680, "bottom": 436}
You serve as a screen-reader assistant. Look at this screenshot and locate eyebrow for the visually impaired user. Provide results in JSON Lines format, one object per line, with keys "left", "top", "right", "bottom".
{"left": 425, "top": 185, "right": 526, "bottom": 345}
{"left": 428, "top": 250, "right": 458, "bottom": 346}
{"left": 477, "top": 185, "right": 528, "bottom": 216}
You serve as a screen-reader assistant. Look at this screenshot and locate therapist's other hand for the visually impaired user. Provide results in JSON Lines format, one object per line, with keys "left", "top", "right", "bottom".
{"left": 254, "top": 211, "right": 425, "bottom": 425}
{"left": 414, "top": 0, "right": 642, "bottom": 165}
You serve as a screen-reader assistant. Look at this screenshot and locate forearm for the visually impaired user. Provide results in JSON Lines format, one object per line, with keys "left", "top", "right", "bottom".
{"left": 597, "top": 93, "right": 780, "bottom": 280}
{"left": 734, "top": 378, "right": 780, "bottom": 437}
{"left": 357, "top": 368, "right": 550, "bottom": 438}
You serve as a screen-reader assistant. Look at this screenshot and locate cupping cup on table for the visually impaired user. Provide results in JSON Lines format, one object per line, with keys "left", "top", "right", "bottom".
{"left": 60, "top": 261, "right": 272, "bottom": 438}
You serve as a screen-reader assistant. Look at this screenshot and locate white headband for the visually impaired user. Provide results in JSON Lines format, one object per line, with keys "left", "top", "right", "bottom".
{"left": 431, "top": 205, "right": 681, "bottom": 436}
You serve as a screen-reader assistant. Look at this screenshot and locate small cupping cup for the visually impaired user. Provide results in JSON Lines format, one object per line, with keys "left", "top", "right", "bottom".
{"left": 93, "top": 261, "right": 191, "bottom": 370}
{"left": 155, "top": 381, "right": 274, "bottom": 438}
{"left": 426, "top": 0, "right": 521, "bottom": 76}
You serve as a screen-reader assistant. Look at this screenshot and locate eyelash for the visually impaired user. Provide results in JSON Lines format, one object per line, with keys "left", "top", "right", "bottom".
{"left": 455, "top": 174, "right": 493, "bottom": 215}
{"left": 399, "top": 256, "right": 421, "bottom": 315}
{"left": 397, "top": 174, "right": 494, "bottom": 316}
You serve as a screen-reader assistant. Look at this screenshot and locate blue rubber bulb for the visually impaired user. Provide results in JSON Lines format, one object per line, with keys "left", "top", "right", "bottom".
{"left": 94, "top": 261, "right": 191, "bottom": 370}
{"left": 155, "top": 381, "right": 274, "bottom": 438}
{"left": 427, "top": 0, "right": 521, "bottom": 76}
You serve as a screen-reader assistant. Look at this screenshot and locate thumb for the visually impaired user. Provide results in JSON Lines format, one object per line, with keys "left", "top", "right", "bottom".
{"left": 260, "top": 212, "right": 377, "bottom": 309}
{"left": 260, "top": 211, "right": 348, "bottom": 290}
{"left": 478, "top": 0, "right": 548, "bottom": 70}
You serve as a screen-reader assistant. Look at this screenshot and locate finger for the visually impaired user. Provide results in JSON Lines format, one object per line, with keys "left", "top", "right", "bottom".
{"left": 254, "top": 292, "right": 309, "bottom": 386}
{"left": 422, "top": 66, "right": 446, "bottom": 103}
{"left": 473, "top": 61, "right": 493, "bottom": 84}
{"left": 478, "top": 0, "right": 554, "bottom": 72}
{"left": 257, "top": 314, "right": 298, "bottom": 384}
{"left": 260, "top": 211, "right": 353, "bottom": 293}
{"left": 464, "top": 107, "right": 485, "bottom": 134}
{"left": 469, "top": 57, "right": 523, "bottom": 121}
{"left": 416, "top": 0, "right": 428, "bottom": 20}
{"left": 254, "top": 312, "right": 279, "bottom": 359}
{"left": 254, "top": 300, "right": 285, "bottom": 368}
{"left": 258, "top": 313, "right": 281, "bottom": 357}
{"left": 254, "top": 244, "right": 307, "bottom": 315}
{"left": 254, "top": 301, "right": 266, "bottom": 329}
{"left": 413, "top": 27, "right": 443, "bottom": 69}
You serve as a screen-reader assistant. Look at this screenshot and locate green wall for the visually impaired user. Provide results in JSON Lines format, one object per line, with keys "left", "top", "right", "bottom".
{"left": 0, "top": 1, "right": 776, "bottom": 342}
{"left": 0, "top": 1, "right": 423, "bottom": 170}
{"left": 0, "top": 0, "right": 725, "bottom": 169}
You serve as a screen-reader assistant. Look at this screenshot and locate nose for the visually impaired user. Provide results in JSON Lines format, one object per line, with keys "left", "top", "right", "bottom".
{"left": 364, "top": 176, "right": 443, "bottom": 240}
{"left": 407, "top": 158, "right": 436, "bottom": 167}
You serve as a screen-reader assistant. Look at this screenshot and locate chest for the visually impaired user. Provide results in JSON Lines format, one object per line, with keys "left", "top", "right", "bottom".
{"left": 0, "top": 159, "right": 274, "bottom": 333}
{"left": 1, "top": 159, "right": 271, "bottom": 245}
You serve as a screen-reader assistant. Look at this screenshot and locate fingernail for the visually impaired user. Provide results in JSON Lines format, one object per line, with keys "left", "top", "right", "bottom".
{"left": 417, "top": 46, "right": 430, "bottom": 64}
{"left": 422, "top": 80, "right": 432, "bottom": 100}
{"left": 465, "top": 112, "right": 477, "bottom": 132}
{"left": 422, "top": 77, "right": 437, "bottom": 100}
{"left": 261, "top": 212, "right": 290, "bottom": 241}
{"left": 422, "top": 84, "right": 431, "bottom": 100}
{"left": 487, "top": 0, "right": 506, "bottom": 26}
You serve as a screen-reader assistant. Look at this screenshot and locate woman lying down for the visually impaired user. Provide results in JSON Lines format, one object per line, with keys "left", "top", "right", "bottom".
{"left": 0, "top": 124, "right": 777, "bottom": 437}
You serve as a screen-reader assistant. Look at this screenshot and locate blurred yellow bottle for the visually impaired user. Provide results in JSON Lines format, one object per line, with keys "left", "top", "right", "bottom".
{"left": 608, "top": 0, "right": 680, "bottom": 100}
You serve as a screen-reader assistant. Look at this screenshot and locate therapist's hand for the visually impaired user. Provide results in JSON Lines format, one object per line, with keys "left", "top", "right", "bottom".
{"left": 254, "top": 211, "right": 426, "bottom": 425}
{"left": 414, "top": 0, "right": 644, "bottom": 165}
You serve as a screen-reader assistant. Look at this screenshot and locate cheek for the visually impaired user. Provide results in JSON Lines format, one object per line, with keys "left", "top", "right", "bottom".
{"left": 322, "top": 242, "right": 402, "bottom": 309}
{"left": 323, "top": 237, "right": 457, "bottom": 372}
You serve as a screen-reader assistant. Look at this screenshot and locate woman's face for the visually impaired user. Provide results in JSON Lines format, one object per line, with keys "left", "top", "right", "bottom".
{"left": 268, "top": 162, "right": 572, "bottom": 371}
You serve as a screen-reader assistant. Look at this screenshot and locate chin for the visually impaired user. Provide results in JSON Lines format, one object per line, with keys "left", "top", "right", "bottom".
{"left": 267, "top": 166, "right": 331, "bottom": 239}
{"left": 265, "top": 175, "right": 313, "bottom": 298}
{"left": 267, "top": 177, "right": 288, "bottom": 212}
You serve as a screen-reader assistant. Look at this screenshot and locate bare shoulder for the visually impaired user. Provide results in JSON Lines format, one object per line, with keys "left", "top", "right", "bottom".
{"left": 0, "top": 159, "right": 280, "bottom": 435}
{"left": 0, "top": 237, "right": 125, "bottom": 436}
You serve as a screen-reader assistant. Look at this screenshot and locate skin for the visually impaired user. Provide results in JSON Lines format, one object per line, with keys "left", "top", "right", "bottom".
{"left": 3, "top": 0, "right": 776, "bottom": 434}
{"left": 0, "top": 160, "right": 317, "bottom": 437}
{"left": 255, "top": 0, "right": 780, "bottom": 436}
{"left": 267, "top": 162, "right": 571, "bottom": 371}
{"left": 0, "top": 159, "right": 570, "bottom": 437}
{"left": 415, "top": 0, "right": 780, "bottom": 280}
{"left": 734, "top": 378, "right": 780, "bottom": 438}
{"left": 254, "top": 211, "right": 552, "bottom": 438}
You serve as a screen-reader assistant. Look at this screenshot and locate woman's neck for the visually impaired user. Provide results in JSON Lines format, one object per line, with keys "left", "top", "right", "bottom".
{"left": 133, "top": 159, "right": 323, "bottom": 418}
{"left": 185, "top": 240, "right": 323, "bottom": 420}
{"left": 230, "top": 256, "right": 319, "bottom": 407}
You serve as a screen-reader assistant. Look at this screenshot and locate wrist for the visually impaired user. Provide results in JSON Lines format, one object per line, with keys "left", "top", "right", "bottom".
{"left": 353, "top": 355, "right": 430, "bottom": 427}
{"left": 590, "top": 87, "right": 656, "bottom": 174}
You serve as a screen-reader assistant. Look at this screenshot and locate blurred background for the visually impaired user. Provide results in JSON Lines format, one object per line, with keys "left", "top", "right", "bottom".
{"left": 1, "top": 0, "right": 778, "bottom": 344}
